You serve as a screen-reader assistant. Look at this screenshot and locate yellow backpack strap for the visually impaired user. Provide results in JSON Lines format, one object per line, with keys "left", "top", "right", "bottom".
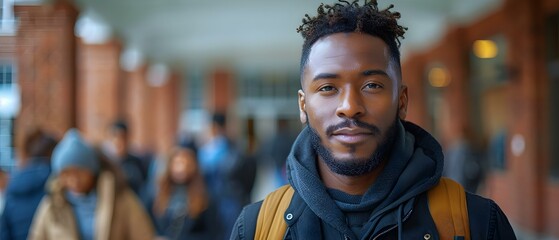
{"left": 255, "top": 185, "right": 295, "bottom": 240}
{"left": 428, "top": 177, "right": 471, "bottom": 240}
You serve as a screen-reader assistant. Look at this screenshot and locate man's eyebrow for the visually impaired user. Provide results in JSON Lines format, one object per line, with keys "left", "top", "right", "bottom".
{"left": 312, "top": 73, "right": 339, "bottom": 81}
{"left": 362, "top": 69, "right": 388, "bottom": 76}
{"left": 312, "top": 70, "right": 388, "bottom": 81}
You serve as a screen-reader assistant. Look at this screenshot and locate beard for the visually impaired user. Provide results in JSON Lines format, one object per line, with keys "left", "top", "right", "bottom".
{"left": 308, "top": 115, "right": 399, "bottom": 176}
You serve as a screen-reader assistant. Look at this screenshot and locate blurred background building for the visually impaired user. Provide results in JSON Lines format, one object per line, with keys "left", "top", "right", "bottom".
{"left": 0, "top": 0, "right": 558, "bottom": 238}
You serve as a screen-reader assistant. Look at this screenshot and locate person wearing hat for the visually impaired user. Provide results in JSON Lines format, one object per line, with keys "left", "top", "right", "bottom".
{"left": 28, "top": 129, "right": 155, "bottom": 240}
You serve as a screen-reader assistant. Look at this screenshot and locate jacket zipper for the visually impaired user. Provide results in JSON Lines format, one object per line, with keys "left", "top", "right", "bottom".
{"left": 371, "top": 209, "right": 413, "bottom": 240}
{"left": 283, "top": 226, "right": 290, "bottom": 240}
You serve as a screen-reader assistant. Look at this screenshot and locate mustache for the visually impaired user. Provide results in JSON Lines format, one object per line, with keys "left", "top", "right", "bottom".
{"left": 325, "top": 119, "right": 381, "bottom": 136}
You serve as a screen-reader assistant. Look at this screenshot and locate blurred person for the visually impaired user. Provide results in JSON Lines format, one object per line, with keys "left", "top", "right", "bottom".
{"left": 0, "top": 129, "right": 57, "bottom": 240}
{"left": 258, "top": 118, "right": 297, "bottom": 187}
{"left": 0, "top": 169, "right": 7, "bottom": 215}
{"left": 198, "top": 113, "right": 246, "bottom": 238}
{"left": 152, "top": 139, "right": 217, "bottom": 240}
{"left": 440, "top": 104, "right": 485, "bottom": 193}
{"left": 104, "top": 120, "right": 148, "bottom": 198}
{"left": 231, "top": 1, "right": 516, "bottom": 239}
{"left": 28, "top": 129, "right": 154, "bottom": 240}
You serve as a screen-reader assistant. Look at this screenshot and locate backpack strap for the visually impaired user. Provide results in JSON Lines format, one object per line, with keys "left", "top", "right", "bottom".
{"left": 255, "top": 185, "right": 295, "bottom": 240}
{"left": 428, "top": 177, "right": 471, "bottom": 240}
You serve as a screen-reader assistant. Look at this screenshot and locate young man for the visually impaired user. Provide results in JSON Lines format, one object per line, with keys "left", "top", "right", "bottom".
{"left": 105, "top": 121, "right": 148, "bottom": 197}
{"left": 230, "top": 1, "right": 516, "bottom": 239}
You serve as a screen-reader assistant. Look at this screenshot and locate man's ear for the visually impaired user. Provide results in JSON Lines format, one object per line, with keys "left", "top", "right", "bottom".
{"left": 298, "top": 89, "right": 307, "bottom": 124}
{"left": 398, "top": 85, "right": 408, "bottom": 120}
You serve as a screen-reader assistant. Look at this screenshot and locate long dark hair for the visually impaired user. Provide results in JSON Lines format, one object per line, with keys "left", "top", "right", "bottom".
{"left": 153, "top": 145, "right": 208, "bottom": 218}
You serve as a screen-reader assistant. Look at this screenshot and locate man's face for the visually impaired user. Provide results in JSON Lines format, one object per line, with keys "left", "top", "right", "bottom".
{"left": 298, "top": 32, "right": 408, "bottom": 176}
{"left": 109, "top": 130, "right": 127, "bottom": 158}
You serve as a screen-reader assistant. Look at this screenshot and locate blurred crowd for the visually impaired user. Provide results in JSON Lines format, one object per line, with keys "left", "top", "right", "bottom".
{"left": 0, "top": 112, "right": 289, "bottom": 240}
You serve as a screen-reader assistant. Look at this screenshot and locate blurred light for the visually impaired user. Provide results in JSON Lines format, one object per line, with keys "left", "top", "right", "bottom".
{"left": 147, "top": 64, "right": 169, "bottom": 87}
{"left": 0, "top": 97, "right": 9, "bottom": 106}
{"left": 0, "top": 86, "right": 20, "bottom": 117}
{"left": 120, "top": 47, "right": 144, "bottom": 72}
{"left": 511, "top": 134, "right": 525, "bottom": 157}
{"left": 473, "top": 40, "right": 498, "bottom": 59}
{"left": 75, "top": 12, "right": 112, "bottom": 44}
{"left": 428, "top": 67, "right": 451, "bottom": 88}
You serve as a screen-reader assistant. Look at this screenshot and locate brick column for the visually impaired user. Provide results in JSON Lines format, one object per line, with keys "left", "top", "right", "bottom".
{"left": 500, "top": 0, "right": 546, "bottom": 232}
{"left": 76, "top": 39, "right": 122, "bottom": 143}
{"left": 207, "top": 68, "right": 235, "bottom": 113}
{"left": 14, "top": 0, "right": 78, "bottom": 148}
{"left": 124, "top": 65, "right": 155, "bottom": 154}
{"left": 0, "top": 36, "right": 16, "bottom": 59}
{"left": 439, "top": 28, "right": 470, "bottom": 142}
{"left": 153, "top": 73, "right": 179, "bottom": 154}
{"left": 402, "top": 54, "right": 429, "bottom": 129}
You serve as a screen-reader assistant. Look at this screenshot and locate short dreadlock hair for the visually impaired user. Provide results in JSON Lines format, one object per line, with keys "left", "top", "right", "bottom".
{"left": 297, "top": 0, "right": 407, "bottom": 80}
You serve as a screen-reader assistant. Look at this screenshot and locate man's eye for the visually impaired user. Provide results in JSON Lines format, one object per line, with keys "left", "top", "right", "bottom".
{"left": 364, "top": 83, "right": 382, "bottom": 89}
{"left": 319, "top": 86, "right": 335, "bottom": 92}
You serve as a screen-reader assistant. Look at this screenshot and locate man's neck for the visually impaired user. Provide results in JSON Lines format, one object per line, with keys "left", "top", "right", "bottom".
{"left": 317, "top": 157, "right": 387, "bottom": 195}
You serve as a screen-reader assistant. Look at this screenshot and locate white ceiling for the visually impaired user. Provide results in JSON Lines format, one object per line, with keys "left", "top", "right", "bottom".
{"left": 70, "top": 0, "right": 503, "bottom": 73}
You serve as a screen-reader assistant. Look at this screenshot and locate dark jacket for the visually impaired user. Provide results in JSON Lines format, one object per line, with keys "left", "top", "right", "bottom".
{"left": 0, "top": 159, "right": 51, "bottom": 240}
{"left": 154, "top": 198, "right": 219, "bottom": 240}
{"left": 230, "top": 121, "right": 516, "bottom": 240}
{"left": 119, "top": 153, "right": 147, "bottom": 196}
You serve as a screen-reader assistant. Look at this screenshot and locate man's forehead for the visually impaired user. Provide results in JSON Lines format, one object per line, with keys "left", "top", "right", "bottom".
{"left": 311, "top": 33, "right": 388, "bottom": 55}
{"left": 304, "top": 33, "right": 391, "bottom": 75}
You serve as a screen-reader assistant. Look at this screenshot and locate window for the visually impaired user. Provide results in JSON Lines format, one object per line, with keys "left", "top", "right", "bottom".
{"left": 185, "top": 69, "right": 205, "bottom": 110}
{"left": 179, "top": 69, "right": 207, "bottom": 135}
{"left": 236, "top": 70, "right": 299, "bottom": 118}
{"left": 0, "top": 61, "right": 17, "bottom": 172}
{"left": 0, "top": 0, "right": 16, "bottom": 35}
{"left": 0, "top": 117, "right": 14, "bottom": 172}
{"left": 0, "top": 63, "right": 14, "bottom": 87}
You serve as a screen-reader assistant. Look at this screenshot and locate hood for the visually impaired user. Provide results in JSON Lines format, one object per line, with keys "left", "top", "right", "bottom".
{"left": 286, "top": 120, "right": 443, "bottom": 238}
{"left": 6, "top": 160, "right": 51, "bottom": 196}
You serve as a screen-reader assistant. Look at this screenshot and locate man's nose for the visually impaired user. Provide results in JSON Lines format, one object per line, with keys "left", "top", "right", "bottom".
{"left": 335, "top": 87, "right": 365, "bottom": 119}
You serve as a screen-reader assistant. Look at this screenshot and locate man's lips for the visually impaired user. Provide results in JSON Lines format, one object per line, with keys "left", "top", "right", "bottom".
{"left": 331, "top": 127, "right": 373, "bottom": 144}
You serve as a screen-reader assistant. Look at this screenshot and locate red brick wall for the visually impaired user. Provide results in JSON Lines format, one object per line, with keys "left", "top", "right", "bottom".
{"left": 124, "top": 66, "right": 155, "bottom": 154}
{"left": 153, "top": 73, "right": 179, "bottom": 154}
{"left": 0, "top": 36, "right": 16, "bottom": 59}
{"left": 123, "top": 67, "right": 180, "bottom": 156}
{"left": 13, "top": 1, "right": 78, "bottom": 158}
{"left": 403, "top": 0, "right": 557, "bottom": 236}
{"left": 207, "top": 68, "right": 234, "bottom": 113}
{"left": 401, "top": 53, "right": 429, "bottom": 129}
{"left": 543, "top": 0, "right": 559, "bottom": 235}
{"left": 500, "top": 0, "right": 546, "bottom": 232}
{"left": 76, "top": 39, "right": 122, "bottom": 144}
{"left": 12, "top": 0, "right": 181, "bottom": 161}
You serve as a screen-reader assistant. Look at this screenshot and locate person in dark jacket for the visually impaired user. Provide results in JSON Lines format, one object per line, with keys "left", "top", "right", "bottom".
{"left": 230, "top": 1, "right": 517, "bottom": 239}
{"left": 0, "top": 129, "right": 58, "bottom": 240}
{"left": 105, "top": 120, "right": 148, "bottom": 197}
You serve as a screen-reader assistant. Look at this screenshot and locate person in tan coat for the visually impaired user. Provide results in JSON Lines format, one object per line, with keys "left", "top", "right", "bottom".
{"left": 29, "top": 129, "right": 155, "bottom": 240}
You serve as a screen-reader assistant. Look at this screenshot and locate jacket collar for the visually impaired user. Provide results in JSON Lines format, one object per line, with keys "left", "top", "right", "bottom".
{"left": 48, "top": 170, "right": 116, "bottom": 240}
{"left": 286, "top": 120, "right": 444, "bottom": 239}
